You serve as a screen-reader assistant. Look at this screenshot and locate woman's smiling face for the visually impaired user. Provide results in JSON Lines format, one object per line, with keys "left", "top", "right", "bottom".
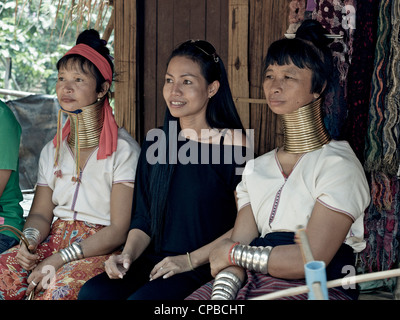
{"left": 163, "top": 56, "right": 218, "bottom": 122}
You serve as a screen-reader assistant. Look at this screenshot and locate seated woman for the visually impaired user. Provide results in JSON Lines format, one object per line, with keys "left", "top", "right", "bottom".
{"left": 0, "top": 100, "right": 24, "bottom": 254}
{"left": 0, "top": 29, "right": 140, "bottom": 300}
{"left": 78, "top": 40, "right": 252, "bottom": 300}
{"left": 187, "top": 19, "right": 370, "bottom": 301}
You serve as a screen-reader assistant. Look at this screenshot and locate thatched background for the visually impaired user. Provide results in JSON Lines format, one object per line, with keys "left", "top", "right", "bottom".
{"left": 12, "top": 0, "right": 113, "bottom": 41}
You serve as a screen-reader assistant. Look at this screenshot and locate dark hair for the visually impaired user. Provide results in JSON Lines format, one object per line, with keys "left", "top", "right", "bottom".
{"left": 56, "top": 29, "right": 114, "bottom": 94}
{"left": 263, "top": 19, "right": 334, "bottom": 95}
{"left": 148, "top": 40, "right": 245, "bottom": 251}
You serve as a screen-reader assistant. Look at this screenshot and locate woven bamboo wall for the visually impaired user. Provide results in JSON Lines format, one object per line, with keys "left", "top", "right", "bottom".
{"left": 248, "top": 0, "right": 290, "bottom": 155}
{"left": 113, "top": 0, "right": 137, "bottom": 139}
{"left": 228, "top": 0, "right": 290, "bottom": 155}
{"left": 140, "top": 0, "right": 229, "bottom": 143}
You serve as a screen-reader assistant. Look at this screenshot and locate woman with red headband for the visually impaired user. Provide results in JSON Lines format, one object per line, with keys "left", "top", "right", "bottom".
{"left": 0, "top": 29, "right": 140, "bottom": 300}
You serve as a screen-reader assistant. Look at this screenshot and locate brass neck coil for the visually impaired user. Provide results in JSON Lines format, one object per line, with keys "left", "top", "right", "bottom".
{"left": 280, "top": 98, "right": 331, "bottom": 154}
{"left": 67, "top": 99, "right": 104, "bottom": 149}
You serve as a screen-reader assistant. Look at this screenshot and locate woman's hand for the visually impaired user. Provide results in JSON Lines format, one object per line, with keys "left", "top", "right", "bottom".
{"left": 25, "top": 253, "right": 64, "bottom": 297}
{"left": 16, "top": 241, "right": 39, "bottom": 271}
{"left": 209, "top": 238, "right": 236, "bottom": 277}
{"left": 104, "top": 253, "right": 132, "bottom": 279}
{"left": 149, "top": 254, "right": 192, "bottom": 281}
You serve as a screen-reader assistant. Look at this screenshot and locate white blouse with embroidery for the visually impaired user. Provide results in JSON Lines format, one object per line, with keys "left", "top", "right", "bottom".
{"left": 236, "top": 140, "right": 370, "bottom": 252}
{"left": 37, "top": 128, "right": 141, "bottom": 226}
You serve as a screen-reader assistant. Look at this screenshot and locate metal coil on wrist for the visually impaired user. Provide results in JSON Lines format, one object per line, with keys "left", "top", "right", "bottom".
{"left": 231, "top": 244, "right": 272, "bottom": 274}
{"left": 22, "top": 227, "right": 41, "bottom": 245}
{"left": 59, "top": 242, "right": 84, "bottom": 264}
{"left": 211, "top": 271, "right": 243, "bottom": 300}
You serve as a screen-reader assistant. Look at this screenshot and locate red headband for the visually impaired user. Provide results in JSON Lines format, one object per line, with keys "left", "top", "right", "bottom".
{"left": 64, "top": 43, "right": 112, "bottom": 84}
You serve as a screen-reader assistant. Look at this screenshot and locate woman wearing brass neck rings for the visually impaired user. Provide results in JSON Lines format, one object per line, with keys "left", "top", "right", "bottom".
{"left": 187, "top": 20, "right": 370, "bottom": 300}
{"left": 0, "top": 29, "right": 140, "bottom": 300}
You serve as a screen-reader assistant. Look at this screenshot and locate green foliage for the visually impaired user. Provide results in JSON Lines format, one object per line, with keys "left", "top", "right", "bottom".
{"left": 0, "top": 0, "right": 113, "bottom": 95}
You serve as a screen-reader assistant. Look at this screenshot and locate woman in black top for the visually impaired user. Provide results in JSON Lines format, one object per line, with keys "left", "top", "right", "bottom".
{"left": 78, "top": 40, "right": 252, "bottom": 300}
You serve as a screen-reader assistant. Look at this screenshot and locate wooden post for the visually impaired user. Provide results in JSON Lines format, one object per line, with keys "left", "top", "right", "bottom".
{"left": 113, "top": 0, "right": 137, "bottom": 139}
{"left": 249, "top": 0, "right": 290, "bottom": 155}
{"left": 228, "top": 0, "right": 250, "bottom": 129}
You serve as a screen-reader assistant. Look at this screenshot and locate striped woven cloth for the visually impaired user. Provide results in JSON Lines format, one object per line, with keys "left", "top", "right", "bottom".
{"left": 186, "top": 271, "right": 352, "bottom": 300}
{"left": 360, "top": 0, "right": 400, "bottom": 273}
{"left": 312, "top": 0, "right": 356, "bottom": 139}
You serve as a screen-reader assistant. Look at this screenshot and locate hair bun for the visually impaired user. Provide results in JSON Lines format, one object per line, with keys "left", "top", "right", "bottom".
{"left": 295, "top": 19, "right": 333, "bottom": 48}
{"left": 76, "top": 29, "right": 108, "bottom": 51}
{"left": 76, "top": 29, "right": 111, "bottom": 62}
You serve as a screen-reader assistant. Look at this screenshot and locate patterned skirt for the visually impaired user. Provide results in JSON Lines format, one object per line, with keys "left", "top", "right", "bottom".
{"left": 0, "top": 219, "right": 110, "bottom": 300}
{"left": 186, "top": 269, "right": 352, "bottom": 300}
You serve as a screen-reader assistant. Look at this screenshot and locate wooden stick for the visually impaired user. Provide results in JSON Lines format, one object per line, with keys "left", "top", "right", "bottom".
{"left": 251, "top": 268, "right": 400, "bottom": 300}
{"left": 0, "top": 88, "right": 35, "bottom": 98}
{"left": 0, "top": 225, "right": 36, "bottom": 299}
{"left": 0, "top": 225, "right": 30, "bottom": 251}
{"left": 296, "top": 227, "right": 325, "bottom": 300}
{"left": 297, "top": 228, "right": 314, "bottom": 263}
{"left": 234, "top": 97, "right": 268, "bottom": 104}
{"left": 102, "top": 6, "right": 115, "bottom": 42}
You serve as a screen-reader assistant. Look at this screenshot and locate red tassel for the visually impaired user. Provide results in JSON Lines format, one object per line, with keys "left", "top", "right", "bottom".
{"left": 71, "top": 176, "right": 81, "bottom": 184}
{"left": 54, "top": 170, "right": 63, "bottom": 178}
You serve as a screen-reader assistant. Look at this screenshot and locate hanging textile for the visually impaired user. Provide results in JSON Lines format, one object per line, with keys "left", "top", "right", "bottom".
{"left": 364, "top": 0, "right": 394, "bottom": 174}
{"left": 361, "top": 172, "right": 400, "bottom": 271}
{"left": 382, "top": 1, "right": 400, "bottom": 175}
{"left": 288, "top": 0, "right": 307, "bottom": 33}
{"left": 359, "top": 0, "right": 400, "bottom": 273}
{"left": 312, "top": 0, "right": 356, "bottom": 139}
{"left": 343, "top": 0, "right": 378, "bottom": 163}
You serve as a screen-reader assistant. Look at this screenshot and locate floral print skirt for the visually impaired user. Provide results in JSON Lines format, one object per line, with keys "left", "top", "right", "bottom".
{"left": 0, "top": 219, "right": 110, "bottom": 300}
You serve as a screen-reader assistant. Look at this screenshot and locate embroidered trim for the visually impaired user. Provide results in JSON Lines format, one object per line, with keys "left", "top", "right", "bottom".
{"left": 316, "top": 198, "right": 356, "bottom": 222}
{"left": 269, "top": 179, "right": 287, "bottom": 226}
{"left": 270, "top": 150, "right": 307, "bottom": 226}
{"left": 238, "top": 202, "right": 251, "bottom": 212}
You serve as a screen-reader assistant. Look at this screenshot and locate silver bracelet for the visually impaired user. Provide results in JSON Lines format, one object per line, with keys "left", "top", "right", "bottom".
{"left": 59, "top": 242, "right": 84, "bottom": 264}
{"left": 22, "top": 227, "right": 41, "bottom": 245}
{"left": 211, "top": 271, "right": 243, "bottom": 300}
{"left": 71, "top": 242, "right": 84, "bottom": 259}
{"left": 259, "top": 246, "right": 272, "bottom": 274}
{"left": 231, "top": 244, "right": 272, "bottom": 274}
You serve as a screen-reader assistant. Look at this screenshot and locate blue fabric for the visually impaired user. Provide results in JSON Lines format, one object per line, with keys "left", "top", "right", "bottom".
{"left": 0, "top": 233, "right": 19, "bottom": 254}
